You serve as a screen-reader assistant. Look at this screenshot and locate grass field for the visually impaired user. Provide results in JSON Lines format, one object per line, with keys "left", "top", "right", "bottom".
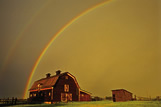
{"left": 8, "top": 100, "right": 161, "bottom": 107}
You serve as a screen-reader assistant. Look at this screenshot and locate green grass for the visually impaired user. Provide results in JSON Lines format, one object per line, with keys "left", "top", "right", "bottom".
{"left": 8, "top": 100, "right": 161, "bottom": 107}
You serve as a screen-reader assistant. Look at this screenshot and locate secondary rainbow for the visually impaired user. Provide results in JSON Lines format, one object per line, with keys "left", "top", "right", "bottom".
{"left": 0, "top": 1, "right": 51, "bottom": 77}
{"left": 23, "top": 0, "right": 112, "bottom": 99}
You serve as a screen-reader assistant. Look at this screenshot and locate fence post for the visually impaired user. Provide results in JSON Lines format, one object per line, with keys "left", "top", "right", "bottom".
{"left": 15, "top": 97, "right": 17, "bottom": 105}
{"left": 12, "top": 97, "right": 14, "bottom": 105}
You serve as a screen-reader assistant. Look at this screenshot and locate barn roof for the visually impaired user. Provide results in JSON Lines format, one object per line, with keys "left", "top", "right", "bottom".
{"left": 111, "top": 89, "right": 132, "bottom": 94}
{"left": 80, "top": 89, "right": 92, "bottom": 95}
{"left": 29, "top": 72, "right": 80, "bottom": 91}
{"left": 30, "top": 74, "right": 59, "bottom": 91}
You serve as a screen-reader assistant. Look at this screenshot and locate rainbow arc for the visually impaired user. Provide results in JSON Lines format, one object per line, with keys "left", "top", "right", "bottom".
{"left": 23, "top": 0, "right": 112, "bottom": 99}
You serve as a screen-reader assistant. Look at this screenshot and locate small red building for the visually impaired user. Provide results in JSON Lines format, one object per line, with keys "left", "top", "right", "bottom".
{"left": 112, "top": 89, "right": 133, "bottom": 102}
{"left": 29, "top": 70, "right": 91, "bottom": 103}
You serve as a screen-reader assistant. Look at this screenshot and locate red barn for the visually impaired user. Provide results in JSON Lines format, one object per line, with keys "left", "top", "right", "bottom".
{"left": 112, "top": 89, "right": 133, "bottom": 102}
{"left": 29, "top": 70, "right": 91, "bottom": 103}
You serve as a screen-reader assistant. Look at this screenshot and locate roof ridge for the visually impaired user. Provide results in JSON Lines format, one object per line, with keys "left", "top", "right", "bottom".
{"left": 111, "top": 89, "right": 132, "bottom": 93}
{"left": 35, "top": 75, "right": 57, "bottom": 82}
{"left": 35, "top": 72, "right": 69, "bottom": 82}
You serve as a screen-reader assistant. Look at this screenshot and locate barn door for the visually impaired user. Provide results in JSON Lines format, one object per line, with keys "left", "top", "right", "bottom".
{"left": 61, "top": 93, "right": 67, "bottom": 102}
{"left": 61, "top": 93, "right": 72, "bottom": 102}
{"left": 113, "top": 94, "right": 116, "bottom": 102}
{"left": 67, "top": 93, "right": 72, "bottom": 101}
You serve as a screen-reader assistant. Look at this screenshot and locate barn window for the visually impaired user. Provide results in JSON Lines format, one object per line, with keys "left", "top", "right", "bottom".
{"left": 34, "top": 93, "right": 36, "bottom": 97}
{"left": 81, "top": 94, "right": 84, "bottom": 97}
{"left": 65, "top": 76, "right": 68, "bottom": 79}
{"left": 37, "top": 84, "right": 40, "bottom": 88}
{"left": 30, "top": 94, "right": 32, "bottom": 97}
{"left": 37, "top": 84, "right": 42, "bottom": 90}
{"left": 64, "top": 84, "right": 69, "bottom": 92}
{"left": 49, "top": 92, "right": 51, "bottom": 96}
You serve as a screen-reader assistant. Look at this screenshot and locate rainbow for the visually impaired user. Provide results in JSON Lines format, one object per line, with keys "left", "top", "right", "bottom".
{"left": 0, "top": 1, "right": 51, "bottom": 77}
{"left": 23, "top": 0, "right": 112, "bottom": 99}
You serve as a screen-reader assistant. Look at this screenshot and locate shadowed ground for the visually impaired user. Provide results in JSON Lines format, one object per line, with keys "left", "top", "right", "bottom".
{"left": 7, "top": 101, "right": 161, "bottom": 107}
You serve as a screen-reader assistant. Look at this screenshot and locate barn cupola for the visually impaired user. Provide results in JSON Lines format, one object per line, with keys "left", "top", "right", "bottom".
{"left": 56, "top": 70, "right": 61, "bottom": 75}
{"left": 46, "top": 73, "right": 51, "bottom": 78}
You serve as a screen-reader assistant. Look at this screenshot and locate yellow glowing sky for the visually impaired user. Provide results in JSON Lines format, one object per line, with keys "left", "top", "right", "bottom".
{"left": 0, "top": 0, "right": 161, "bottom": 98}
{"left": 31, "top": 0, "right": 161, "bottom": 98}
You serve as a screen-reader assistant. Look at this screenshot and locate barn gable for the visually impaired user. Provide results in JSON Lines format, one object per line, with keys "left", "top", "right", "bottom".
{"left": 66, "top": 72, "right": 80, "bottom": 89}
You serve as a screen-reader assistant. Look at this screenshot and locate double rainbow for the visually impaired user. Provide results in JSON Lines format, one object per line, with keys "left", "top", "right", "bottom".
{"left": 23, "top": 0, "right": 112, "bottom": 99}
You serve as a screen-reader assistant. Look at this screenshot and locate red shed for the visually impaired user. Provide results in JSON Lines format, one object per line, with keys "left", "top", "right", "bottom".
{"left": 80, "top": 89, "right": 91, "bottom": 101}
{"left": 29, "top": 70, "right": 91, "bottom": 103}
{"left": 112, "top": 89, "right": 133, "bottom": 102}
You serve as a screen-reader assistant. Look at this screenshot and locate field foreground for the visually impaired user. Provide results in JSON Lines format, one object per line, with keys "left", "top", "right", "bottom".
{"left": 9, "top": 101, "right": 161, "bottom": 107}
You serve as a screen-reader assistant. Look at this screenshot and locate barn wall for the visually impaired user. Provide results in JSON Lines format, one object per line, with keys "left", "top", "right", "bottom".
{"left": 123, "top": 91, "right": 132, "bottom": 101}
{"left": 29, "top": 89, "right": 52, "bottom": 102}
{"left": 53, "top": 73, "right": 79, "bottom": 102}
{"left": 112, "top": 90, "right": 132, "bottom": 102}
{"left": 29, "top": 91, "right": 40, "bottom": 101}
{"left": 43, "top": 89, "right": 52, "bottom": 101}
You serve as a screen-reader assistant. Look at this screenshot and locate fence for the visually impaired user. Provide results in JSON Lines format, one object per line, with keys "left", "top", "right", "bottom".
{"left": 0, "top": 98, "right": 28, "bottom": 106}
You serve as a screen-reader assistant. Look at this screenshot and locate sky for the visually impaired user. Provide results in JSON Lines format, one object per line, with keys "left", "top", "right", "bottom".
{"left": 0, "top": 0, "right": 161, "bottom": 99}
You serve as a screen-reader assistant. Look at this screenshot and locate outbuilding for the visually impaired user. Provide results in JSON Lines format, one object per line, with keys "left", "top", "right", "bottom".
{"left": 112, "top": 89, "right": 133, "bottom": 102}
